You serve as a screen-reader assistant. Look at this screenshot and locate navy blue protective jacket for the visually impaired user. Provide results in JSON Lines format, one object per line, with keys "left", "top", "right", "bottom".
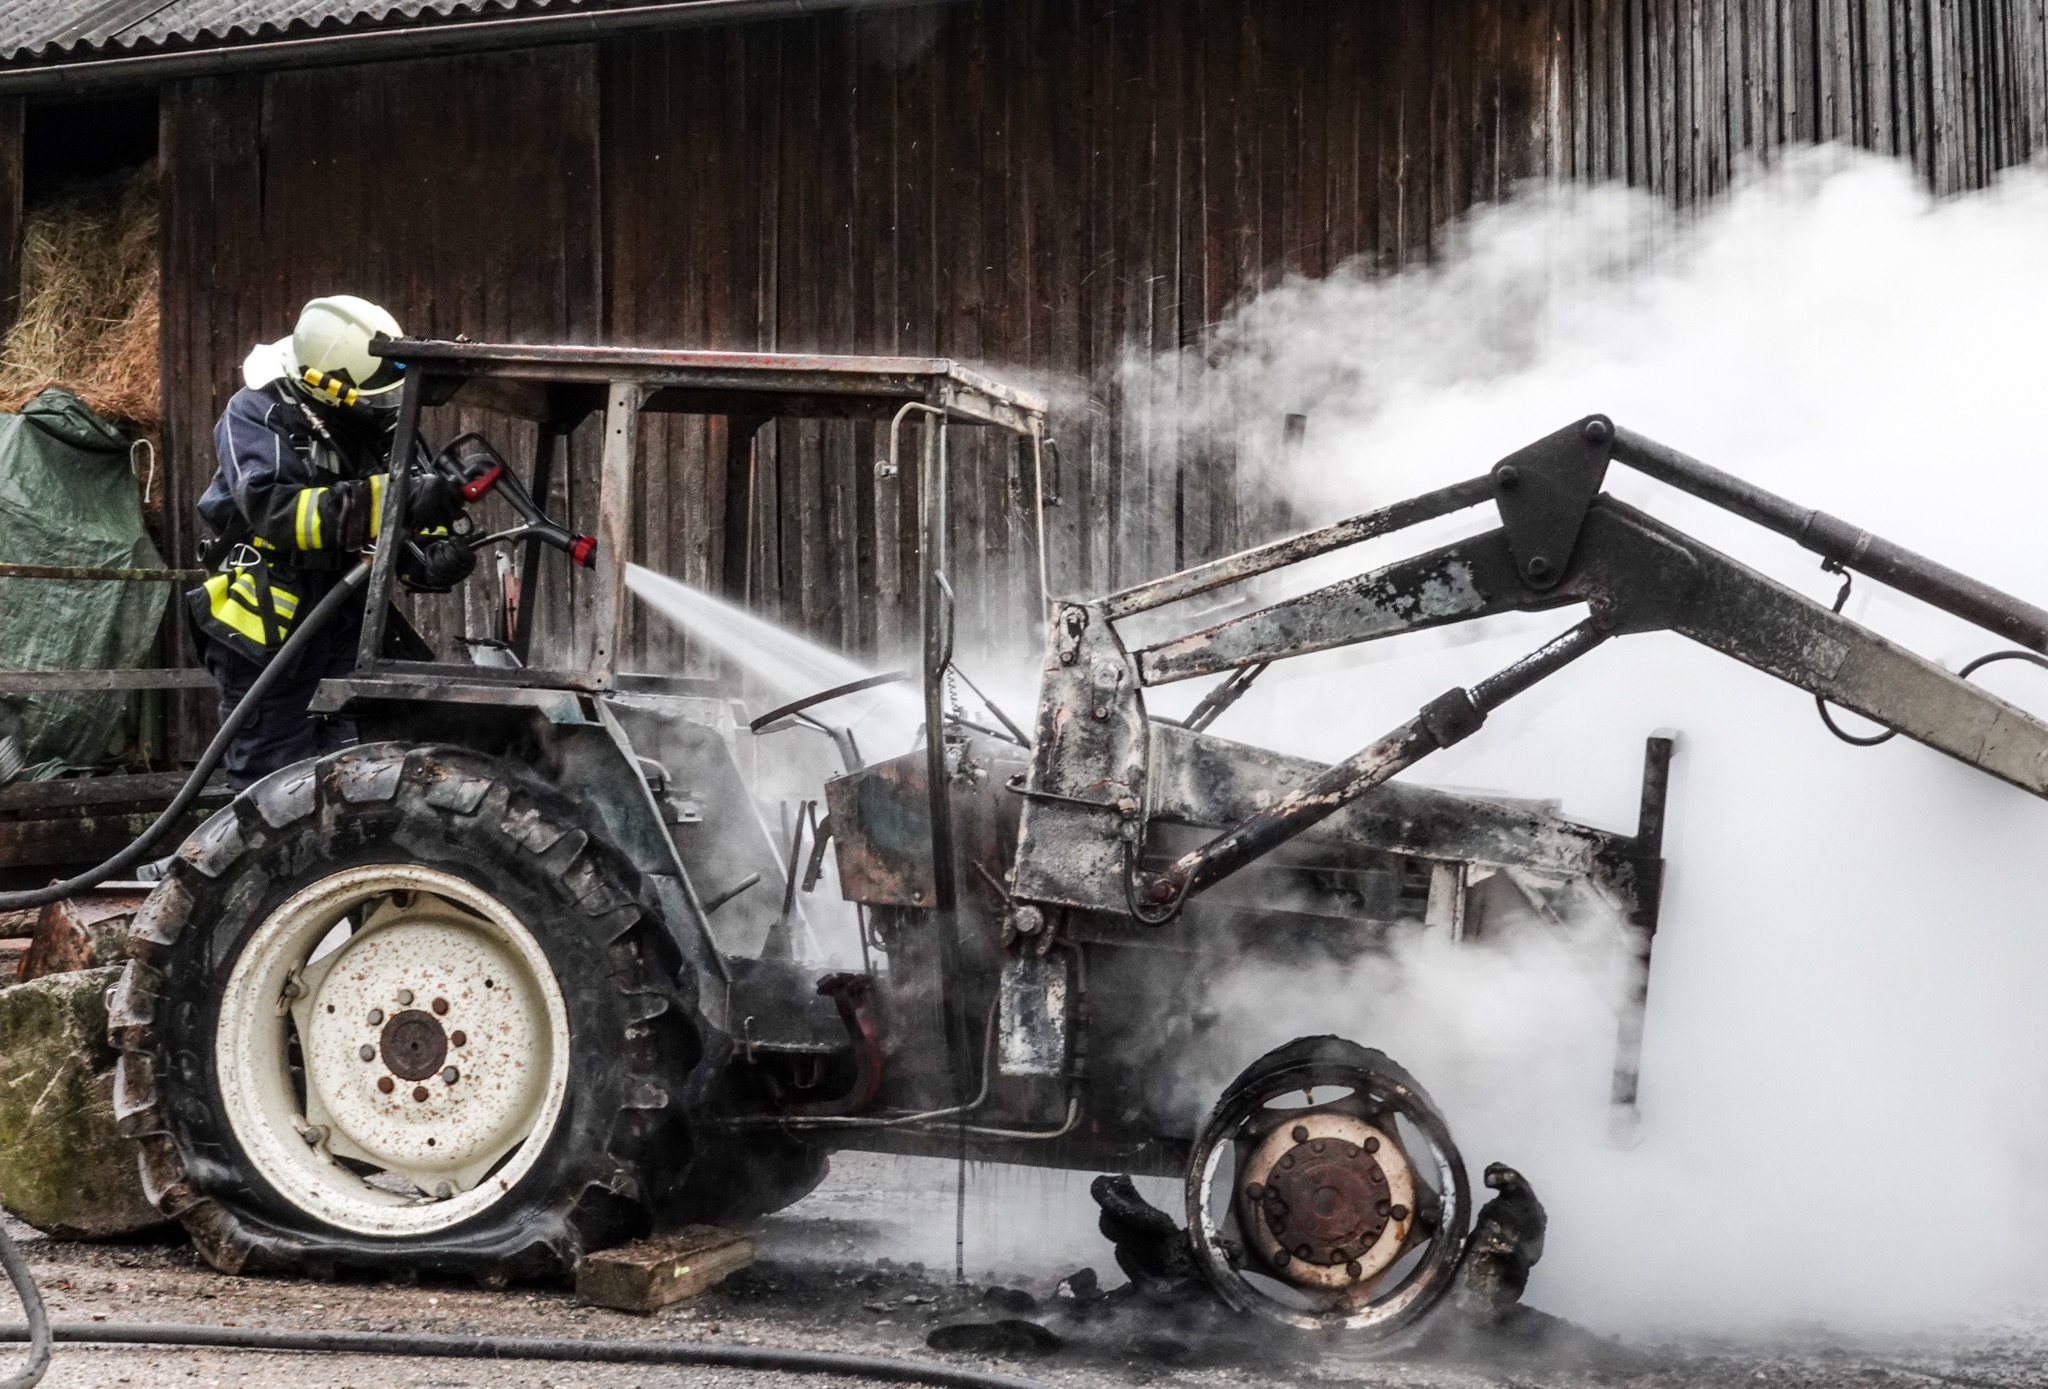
{"left": 197, "top": 381, "right": 397, "bottom": 564}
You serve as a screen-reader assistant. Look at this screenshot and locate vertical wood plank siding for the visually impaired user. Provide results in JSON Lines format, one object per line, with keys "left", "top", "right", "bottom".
{"left": 0, "top": 98, "right": 22, "bottom": 340}
{"left": 158, "top": 0, "right": 2048, "bottom": 687}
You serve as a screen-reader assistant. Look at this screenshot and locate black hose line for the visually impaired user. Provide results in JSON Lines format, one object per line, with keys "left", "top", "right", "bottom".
{"left": 0, "top": 561, "right": 372, "bottom": 913}
{"left": 0, "top": 1322, "right": 1052, "bottom": 1389}
{"left": 0, "top": 1225, "right": 49, "bottom": 1389}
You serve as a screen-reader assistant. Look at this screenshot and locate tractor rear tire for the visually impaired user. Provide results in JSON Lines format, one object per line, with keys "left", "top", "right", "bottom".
{"left": 108, "top": 743, "right": 701, "bottom": 1283}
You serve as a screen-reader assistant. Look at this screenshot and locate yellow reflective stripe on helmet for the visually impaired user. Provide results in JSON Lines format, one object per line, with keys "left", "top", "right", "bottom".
{"left": 302, "top": 367, "right": 359, "bottom": 407}
{"left": 368, "top": 473, "right": 385, "bottom": 539}
{"left": 295, "top": 488, "right": 326, "bottom": 550}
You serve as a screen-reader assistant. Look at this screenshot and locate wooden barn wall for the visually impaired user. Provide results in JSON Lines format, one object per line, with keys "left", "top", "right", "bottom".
{"left": 158, "top": 0, "right": 2048, "bottom": 694}
{"left": 158, "top": 46, "right": 605, "bottom": 701}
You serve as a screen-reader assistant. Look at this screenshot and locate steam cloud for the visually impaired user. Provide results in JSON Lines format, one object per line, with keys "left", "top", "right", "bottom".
{"left": 1126, "top": 149, "right": 2048, "bottom": 1331}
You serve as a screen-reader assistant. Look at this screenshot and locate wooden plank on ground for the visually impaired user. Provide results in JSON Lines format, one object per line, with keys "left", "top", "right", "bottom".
{"left": 575, "top": 1226, "right": 754, "bottom": 1313}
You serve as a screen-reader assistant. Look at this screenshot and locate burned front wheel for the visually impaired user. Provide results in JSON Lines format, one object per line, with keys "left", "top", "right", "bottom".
{"left": 1184, "top": 1036, "right": 1470, "bottom": 1335}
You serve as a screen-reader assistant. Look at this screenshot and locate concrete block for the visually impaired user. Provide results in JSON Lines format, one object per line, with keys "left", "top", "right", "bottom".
{"left": 0, "top": 965, "right": 165, "bottom": 1239}
{"left": 575, "top": 1225, "right": 753, "bottom": 1313}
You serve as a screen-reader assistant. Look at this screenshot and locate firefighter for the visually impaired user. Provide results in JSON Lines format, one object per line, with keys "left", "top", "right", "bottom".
{"left": 190, "top": 295, "right": 475, "bottom": 789}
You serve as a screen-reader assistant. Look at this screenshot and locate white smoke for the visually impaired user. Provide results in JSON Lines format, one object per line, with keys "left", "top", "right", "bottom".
{"left": 1127, "top": 149, "right": 2048, "bottom": 1332}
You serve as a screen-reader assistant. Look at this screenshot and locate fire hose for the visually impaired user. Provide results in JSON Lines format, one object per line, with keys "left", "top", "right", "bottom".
{"left": 0, "top": 1314, "right": 1052, "bottom": 1389}
{"left": 0, "top": 560, "right": 376, "bottom": 915}
{"left": 0, "top": 548, "right": 1043, "bottom": 1389}
{"left": 0, "top": 435, "right": 596, "bottom": 916}
{"left": 0, "top": 1133, "right": 1041, "bottom": 1389}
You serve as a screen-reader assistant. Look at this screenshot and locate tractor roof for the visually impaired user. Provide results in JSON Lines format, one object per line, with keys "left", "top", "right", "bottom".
{"left": 382, "top": 336, "right": 1049, "bottom": 436}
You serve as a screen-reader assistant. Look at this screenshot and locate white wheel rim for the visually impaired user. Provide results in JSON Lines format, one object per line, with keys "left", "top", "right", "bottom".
{"left": 216, "top": 864, "right": 573, "bottom": 1238}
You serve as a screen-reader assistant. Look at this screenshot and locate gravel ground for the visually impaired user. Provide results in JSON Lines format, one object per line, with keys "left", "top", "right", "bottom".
{"left": 2, "top": 1152, "right": 2043, "bottom": 1389}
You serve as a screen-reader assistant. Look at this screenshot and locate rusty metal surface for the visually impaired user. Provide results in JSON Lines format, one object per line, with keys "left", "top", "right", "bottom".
{"left": 18, "top": 885, "right": 150, "bottom": 981}
{"left": 0, "top": 561, "right": 204, "bottom": 582}
{"left": 995, "top": 952, "right": 1068, "bottom": 1077}
{"left": 385, "top": 338, "right": 1049, "bottom": 434}
{"left": 1100, "top": 476, "right": 1496, "bottom": 621}
{"left": 0, "top": 670, "right": 215, "bottom": 693}
{"left": 1149, "top": 724, "right": 1632, "bottom": 883}
{"left": 1243, "top": 1115, "right": 1407, "bottom": 1286}
{"left": 825, "top": 756, "right": 937, "bottom": 909}
{"left": 1009, "top": 602, "right": 1150, "bottom": 912}
{"left": 1138, "top": 537, "right": 1510, "bottom": 685}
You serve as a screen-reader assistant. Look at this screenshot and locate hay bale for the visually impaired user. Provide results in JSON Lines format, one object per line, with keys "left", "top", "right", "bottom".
{"left": 0, "top": 166, "right": 159, "bottom": 436}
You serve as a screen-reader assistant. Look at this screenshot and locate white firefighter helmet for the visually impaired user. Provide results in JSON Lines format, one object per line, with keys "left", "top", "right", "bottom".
{"left": 242, "top": 295, "right": 407, "bottom": 408}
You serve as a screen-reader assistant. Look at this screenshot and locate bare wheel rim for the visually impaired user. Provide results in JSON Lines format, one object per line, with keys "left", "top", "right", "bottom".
{"left": 1185, "top": 1051, "right": 1470, "bottom": 1334}
{"left": 215, "top": 863, "right": 573, "bottom": 1238}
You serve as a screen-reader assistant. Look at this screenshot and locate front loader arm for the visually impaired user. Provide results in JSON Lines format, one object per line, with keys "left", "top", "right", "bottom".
{"left": 1014, "top": 415, "right": 2048, "bottom": 920}
{"left": 1139, "top": 498, "right": 2048, "bottom": 799}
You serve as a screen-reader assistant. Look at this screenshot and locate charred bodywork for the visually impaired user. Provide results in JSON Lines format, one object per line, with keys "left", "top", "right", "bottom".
{"left": 136, "top": 336, "right": 2048, "bottom": 1332}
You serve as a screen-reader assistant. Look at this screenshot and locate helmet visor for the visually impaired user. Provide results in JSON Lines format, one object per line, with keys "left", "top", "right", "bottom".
{"left": 356, "top": 354, "right": 406, "bottom": 398}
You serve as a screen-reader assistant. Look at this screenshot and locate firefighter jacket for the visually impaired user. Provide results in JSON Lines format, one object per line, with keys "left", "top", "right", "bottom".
{"left": 189, "top": 381, "right": 401, "bottom": 664}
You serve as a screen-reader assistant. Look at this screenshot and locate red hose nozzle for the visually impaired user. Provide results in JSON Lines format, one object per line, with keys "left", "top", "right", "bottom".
{"left": 570, "top": 535, "right": 597, "bottom": 568}
{"left": 459, "top": 463, "right": 505, "bottom": 501}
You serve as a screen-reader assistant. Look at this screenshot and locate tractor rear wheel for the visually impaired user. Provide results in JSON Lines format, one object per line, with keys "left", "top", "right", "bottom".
{"left": 109, "top": 743, "right": 701, "bottom": 1282}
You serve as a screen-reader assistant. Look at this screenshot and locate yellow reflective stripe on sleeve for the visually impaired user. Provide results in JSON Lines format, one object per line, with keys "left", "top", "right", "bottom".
{"left": 368, "top": 473, "right": 386, "bottom": 539}
{"left": 295, "top": 488, "right": 327, "bottom": 550}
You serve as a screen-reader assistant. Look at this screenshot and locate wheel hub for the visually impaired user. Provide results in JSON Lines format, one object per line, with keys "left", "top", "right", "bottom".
{"left": 1237, "top": 1110, "right": 1417, "bottom": 1290}
{"left": 1256, "top": 1126, "right": 1394, "bottom": 1264}
{"left": 216, "top": 863, "right": 571, "bottom": 1238}
{"left": 379, "top": 1010, "right": 448, "bottom": 1081}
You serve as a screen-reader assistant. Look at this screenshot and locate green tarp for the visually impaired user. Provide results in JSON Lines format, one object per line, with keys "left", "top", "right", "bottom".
{"left": 0, "top": 388, "right": 167, "bottom": 769}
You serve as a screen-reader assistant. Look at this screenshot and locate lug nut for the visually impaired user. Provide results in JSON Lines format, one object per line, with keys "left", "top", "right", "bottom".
{"left": 396, "top": 989, "right": 414, "bottom": 1006}
{"left": 431, "top": 997, "right": 448, "bottom": 1016}
{"left": 358, "top": 1045, "right": 375, "bottom": 1063}
{"left": 450, "top": 1031, "right": 466, "bottom": 1048}
{"left": 413, "top": 1086, "right": 430, "bottom": 1102}
{"left": 1389, "top": 1204, "right": 1409, "bottom": 1222}
{"left": 1291, "top": 1125, "right": 1309, "bottom": 1143}
{"left": 1364, "top": 1136, "right": 1379, "bottom": 1153}
{"left": 1245, "top": 1183, "right": 1265, "bottom": 1200}
{"left": 442, "top": 1066, "right": 460, "bottom": 1085}
{"left": 366, "top": 1009, "right": 383, "bottom": 1026}
{"left": 377, "top": 1077, "right": 394, "bottom": 1094}
{"left": 1273, "top": 1249, "right": 1291, "bottom": 1267}
{"left": 1345, "top": 1260, "right": 1361, "bottom": 1278}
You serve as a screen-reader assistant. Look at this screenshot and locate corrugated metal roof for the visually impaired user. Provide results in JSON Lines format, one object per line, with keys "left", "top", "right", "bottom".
{"left": 0, "top": 0, "right": 620, "bottom": 65}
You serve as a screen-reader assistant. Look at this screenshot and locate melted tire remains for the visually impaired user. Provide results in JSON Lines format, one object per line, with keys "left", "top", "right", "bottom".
{"left": 1185, "top": 1035, "right": 1471, "bottom": 1336}
{"left": 108, "top": 743, "right": 701, "bottom": 1281}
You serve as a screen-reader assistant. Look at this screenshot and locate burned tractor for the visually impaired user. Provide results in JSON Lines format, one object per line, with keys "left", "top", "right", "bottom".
{"left": 110, "top": 341, "right": 2048, "bottom": 1335}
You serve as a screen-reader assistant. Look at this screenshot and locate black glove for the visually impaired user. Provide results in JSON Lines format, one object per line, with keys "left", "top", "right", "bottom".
{"left": 408, "top": 472, "right": 467, "bottom": 530}
{"left": 399, "top": 536, "right": 477, "bottom": 593}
